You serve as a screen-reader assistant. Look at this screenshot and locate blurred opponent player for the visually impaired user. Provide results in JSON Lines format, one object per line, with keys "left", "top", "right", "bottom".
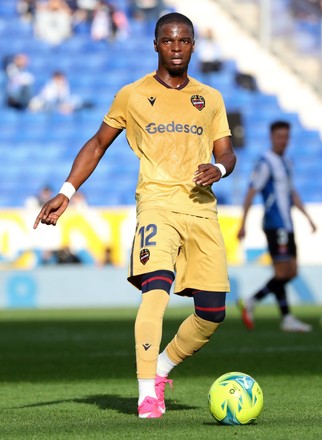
{"left": 33, "top": 13, "right": 236, "bottom": 418}
{"left": 237, "top": 121, "right": 316, "bottom": 332}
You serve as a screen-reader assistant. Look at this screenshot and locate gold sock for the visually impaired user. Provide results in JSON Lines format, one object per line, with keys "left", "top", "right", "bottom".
{"left": 166, "top": 314, "right": 220, "bottom": 365}
{"left": 135, "top": 289, "right": 169, "bottom": 379}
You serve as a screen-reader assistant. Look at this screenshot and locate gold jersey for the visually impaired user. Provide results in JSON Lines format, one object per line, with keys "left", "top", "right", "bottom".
{"left": 104, "top": 73, "right": 231, "bottom": 219}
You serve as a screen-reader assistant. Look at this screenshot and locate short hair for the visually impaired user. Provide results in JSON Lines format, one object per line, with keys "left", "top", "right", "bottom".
{"left": 154, "top": 12, "right": 194, "bottom": 40}
{"left": 270, "top": 121, "right": 291, "bottom": 133}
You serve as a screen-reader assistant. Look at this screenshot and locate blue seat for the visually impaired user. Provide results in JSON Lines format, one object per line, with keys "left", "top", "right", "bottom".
{"left": 0, "top": 109, "right": 20, "bottom": 124}
{"left": 0, "top": 125, "right": 19, "bottom": 141}
{"left": 0, "top": 7, "right": 320, "bottom": 208}
{"left": 4, "top": 18, "right": 32, "bottom": 38}
{"left": 0, "top": 3, "right": 17, "bottom": 17}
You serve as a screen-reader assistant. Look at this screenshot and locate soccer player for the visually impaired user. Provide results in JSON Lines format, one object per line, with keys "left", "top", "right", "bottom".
{"left": 33, "top": 12, "right": 236, "bottom": 418}
{"left": 237, "top": 121, "right": 316, "bottom": 332}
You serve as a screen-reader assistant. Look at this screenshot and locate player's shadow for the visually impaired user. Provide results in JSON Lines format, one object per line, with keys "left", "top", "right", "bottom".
{"left": 202, "top": 421, "right": 259, "bottom": 427}
{"left": 189, "top": 186, "right": 214, "bottom": 204}
{"left": 14, "top": 394, "right": 196, "bottom": 415}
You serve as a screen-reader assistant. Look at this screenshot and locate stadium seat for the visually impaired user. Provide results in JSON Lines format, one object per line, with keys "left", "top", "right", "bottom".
{"left": 0, "top": 3, "right": 17, "bottom": 18}
{"left": 0, "top": 5, "right": 321, "bottom": 208}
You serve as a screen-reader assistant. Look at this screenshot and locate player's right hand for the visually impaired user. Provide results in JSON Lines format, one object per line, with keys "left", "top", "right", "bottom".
{"left": 33, "top": 194, "right": 69, "bottom": 229}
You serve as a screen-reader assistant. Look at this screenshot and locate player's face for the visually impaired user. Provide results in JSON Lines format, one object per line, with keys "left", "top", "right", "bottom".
{"left": 271, "top": 128, "right": 290, "bottom": 155}
{"left": 154, "top": 23, "right": 195, "bottom": 76}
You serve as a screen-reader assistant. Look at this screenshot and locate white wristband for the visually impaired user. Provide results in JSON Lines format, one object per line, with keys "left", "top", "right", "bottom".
{"left": 214, "top": 163, "right": 227, "bottom": 177}
{"left": 59, "top": 182, "right": 76, "bottom": 200}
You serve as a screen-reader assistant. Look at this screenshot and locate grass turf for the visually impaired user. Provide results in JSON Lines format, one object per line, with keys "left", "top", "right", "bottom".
{"left": 0, "top": 305, "right": 321, "bottom": 439}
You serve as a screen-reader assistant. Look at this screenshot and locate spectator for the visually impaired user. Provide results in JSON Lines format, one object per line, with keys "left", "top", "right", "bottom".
{"left": 29, "top": 71, "right": 92, "bottom": 114}
{"left": 41, "top": 246, "right": 82, "bottom": 264}
{"left": 69, "top": 191, "right": 89, "bottom": 210}
{"left": 56, "top": 246, "right": 82, "bottom": 264}
{"left": 90, "top": 0, "right": 113, "bottom": 41}
{"left": 25, "top": 185, "right": 54, "bottom": 209}
{"left": 102, "top": 246, "right": 113, "bottom": 265}
{"left": 197, "top": 28, "right": 223, "bottom": 74}
{"left": 75, "top": 0, "right": 99, "bottom": 22}
{"left": 33, "top": 0, "right": 73, "bottom": 45}
{"left": 65, "top": 0, "right": 79, "bottom": 13}
{"left": 90, "top": 1, "right": 130, "bottom": 42}
{"left": 111, "top": 4, "right": 130, "bottom": 40}
{"left": 4, "top": 53, "right": 34, "bottom": 110}
{"left": 17, "top": 0, "right": 37, "bottom": 22}
{"left": 131, "top": 0, "right": 165, "bottom": 21}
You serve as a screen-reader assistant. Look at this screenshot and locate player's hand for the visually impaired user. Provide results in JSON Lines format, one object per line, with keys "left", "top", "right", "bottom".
{"left": 33, "top": 194, "right": 69, "bottom": 229}
{"left": 193, "top": 163, "right": 222, "bottom": 186}
{"left": 309, "top": 219, "right": 317, "bottom": 233}
{"left": 237, "top": 226, "right": 246, "bottom": 240}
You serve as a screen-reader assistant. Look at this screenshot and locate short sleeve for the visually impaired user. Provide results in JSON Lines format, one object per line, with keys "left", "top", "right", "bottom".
{"left": 103, "top": 84, "right": 131, "bottom": 130}
{"left": 212, "top": 91, "right": 231, "bottom": 141}
{"left": 249, "top": 158, "right": 271, "bottom": 191}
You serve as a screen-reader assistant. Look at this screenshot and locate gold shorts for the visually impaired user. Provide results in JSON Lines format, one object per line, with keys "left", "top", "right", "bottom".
{"left": 128, "top": 209, "right": 230, "bottom": 295}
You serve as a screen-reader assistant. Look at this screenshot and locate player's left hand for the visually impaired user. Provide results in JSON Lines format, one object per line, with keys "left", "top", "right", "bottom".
{"left": 309, "top": 218, "right": 317, "bottom": 233}
{"left": 193, "top": 163, "right": 222, "bottom": 186}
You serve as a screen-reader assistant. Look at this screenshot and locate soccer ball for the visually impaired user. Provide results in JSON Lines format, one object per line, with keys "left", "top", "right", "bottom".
{"left": 208, "top": 371, "right": 263, "bottom": 425}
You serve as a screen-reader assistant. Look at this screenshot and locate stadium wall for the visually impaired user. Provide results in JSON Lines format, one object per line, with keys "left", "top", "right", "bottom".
{"left": 0, "top": 205, "right": 321, "bottom": 267}
{"left": 0, "top": 205, "right": 321, "bottom": 309}
{"left": 0, "top": 265, "right": 321, "bottom": 309}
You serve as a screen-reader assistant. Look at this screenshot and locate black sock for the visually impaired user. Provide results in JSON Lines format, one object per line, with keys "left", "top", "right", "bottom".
{"left": 267, "top": 278, "right": 290, "bottom": 316}
{"left": 253, "top": 278, "right": 290, "bottom": 316}
{"left": 253, "top": 279, "right": 272, "bottom": 301}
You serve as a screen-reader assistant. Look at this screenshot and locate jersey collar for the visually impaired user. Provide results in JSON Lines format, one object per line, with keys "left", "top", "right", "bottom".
{"left": 154, "top": 74, "right": 190, "bottom": 90}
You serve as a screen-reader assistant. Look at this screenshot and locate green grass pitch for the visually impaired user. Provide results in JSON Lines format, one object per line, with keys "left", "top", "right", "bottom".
{"left": 0, "top": 304, "right": 321, "bottom": 439}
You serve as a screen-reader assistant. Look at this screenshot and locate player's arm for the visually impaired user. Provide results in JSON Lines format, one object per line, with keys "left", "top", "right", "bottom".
{"left": 291, "top": 189, "right": 317, "bottom": 233}
{"left": 33, "top": 123, "right": 122, "bottom": 229}
{"left": 237, "top": 186, "right": 257, "bottom": 240}
{"left": 193, "top": 136, "right": 236, "bottom": 186}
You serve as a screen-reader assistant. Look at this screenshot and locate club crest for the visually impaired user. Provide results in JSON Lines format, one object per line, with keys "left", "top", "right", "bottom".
{"left": 191, "top": 95, "right": 205, "bottom": 111}
{"left": 140, "top": 248, "right": 150, "bottom": 265}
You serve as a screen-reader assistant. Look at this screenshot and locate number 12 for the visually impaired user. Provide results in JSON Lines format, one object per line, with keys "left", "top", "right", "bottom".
{"left": 138, "top": 224, "right": 157, "bottom": 247}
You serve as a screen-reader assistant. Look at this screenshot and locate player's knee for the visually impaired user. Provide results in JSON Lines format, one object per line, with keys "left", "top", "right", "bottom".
{"left": 141, "top": 270, "right": 175, "bottom": 294}
{"left": 195, "top": 306, "right": 226, "bottom": 323}
{"left": 275, "top": 277, "right": 292, "bottom": 286}
{"left": 193, "top": 290, "right": 226, "bottom": 323}
{"left": 283, "top": 276, "right": 293, "bottom": 284}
